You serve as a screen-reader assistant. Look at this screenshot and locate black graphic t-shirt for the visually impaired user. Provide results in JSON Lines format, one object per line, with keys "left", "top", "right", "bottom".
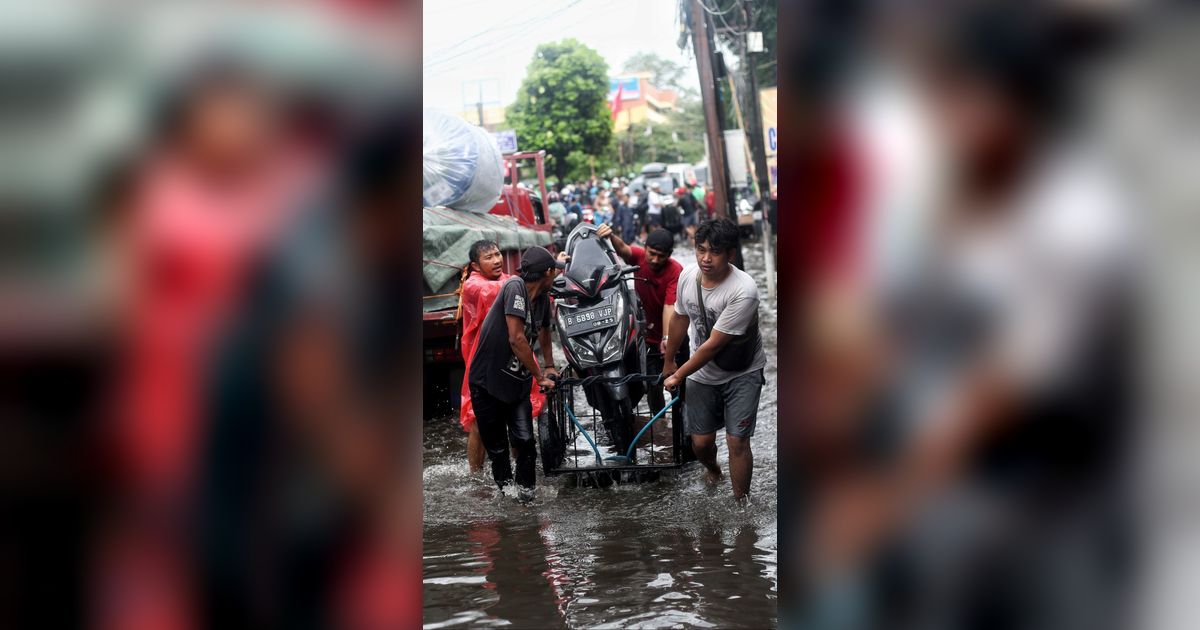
{"left": 468, "top": 276, "right": 551, "bottom": 403}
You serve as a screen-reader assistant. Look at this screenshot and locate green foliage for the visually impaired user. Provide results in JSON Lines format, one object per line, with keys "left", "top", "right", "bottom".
{"left": 507, "top": 39, "right": 613, "bottom": 182}
{"left": 613, "top": 98, "right": 706, "bottom": 169}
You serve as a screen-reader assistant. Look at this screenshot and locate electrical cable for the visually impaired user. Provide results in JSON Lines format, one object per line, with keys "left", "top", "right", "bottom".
{"left": 422, "top": 0, "right": 623, "bottom": 78}
{"left": 696, "top": 0, "right": 738, "bottom": 16}
{"left": 423, "top": 0, "right": 582, "bottom": 72}
{"left": 424, "top": 2, "right": 548, "bottom": 65}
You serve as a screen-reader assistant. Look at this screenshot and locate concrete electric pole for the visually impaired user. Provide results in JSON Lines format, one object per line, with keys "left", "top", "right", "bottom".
{"left": 688, "top": 0, "right": 731, "bottom": 220}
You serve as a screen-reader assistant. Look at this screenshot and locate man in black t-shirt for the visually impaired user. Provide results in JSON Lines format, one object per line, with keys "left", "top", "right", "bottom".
{"left": 467, "top": 246, "right": 565, "bottom": 497}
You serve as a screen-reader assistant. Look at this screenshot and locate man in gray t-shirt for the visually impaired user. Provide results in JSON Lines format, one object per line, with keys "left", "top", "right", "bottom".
{"left": 663, "top": 219, "right": 766, "bottom": 501}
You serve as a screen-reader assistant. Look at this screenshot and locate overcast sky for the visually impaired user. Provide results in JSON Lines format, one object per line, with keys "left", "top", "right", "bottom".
{"left": 422, "top": 0, "right": 700, "bottom": 113}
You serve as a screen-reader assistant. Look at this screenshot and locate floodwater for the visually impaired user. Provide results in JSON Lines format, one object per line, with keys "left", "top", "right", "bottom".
{"left": 423, "top": 238, "right": 778, "bottom": 629}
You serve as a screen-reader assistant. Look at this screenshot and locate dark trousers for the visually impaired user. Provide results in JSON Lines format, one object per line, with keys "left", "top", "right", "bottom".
{"left": 469, "top": 384, "right": 536, "bottom": 490}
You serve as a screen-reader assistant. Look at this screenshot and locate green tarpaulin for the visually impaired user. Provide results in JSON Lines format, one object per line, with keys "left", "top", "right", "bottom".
{"left": 423, "top": 206, "right": 551, "bottom": 313}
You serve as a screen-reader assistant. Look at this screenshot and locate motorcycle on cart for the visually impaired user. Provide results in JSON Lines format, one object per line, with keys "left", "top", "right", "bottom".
{"left": 537, "top": 224, "right": 689, "bottom": 485}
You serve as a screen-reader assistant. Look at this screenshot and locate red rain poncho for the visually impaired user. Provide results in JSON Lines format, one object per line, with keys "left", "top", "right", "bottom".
{"left": 458, "top": 271, "right": 546, "bottom": 430}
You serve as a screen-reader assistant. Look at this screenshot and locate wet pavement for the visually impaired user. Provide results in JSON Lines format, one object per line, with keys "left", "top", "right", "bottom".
{"left": 423, "top": 238, "right": 778, "bottom": 629}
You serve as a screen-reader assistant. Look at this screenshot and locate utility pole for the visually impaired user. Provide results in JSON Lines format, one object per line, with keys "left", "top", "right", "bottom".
{"left": 734, "top": 0, "right": 776, "bottom": 299}
{"left": 476, "top": 81, "right": 485, "bottom": 128}
{"left": 737, "top": 2, "right": 773, "bottom": 209}
{"left": 462, "top": 78, "right": 496, "bottom": 128}
{"left": 688, "top": 0, "right": 730, "bottom": 220}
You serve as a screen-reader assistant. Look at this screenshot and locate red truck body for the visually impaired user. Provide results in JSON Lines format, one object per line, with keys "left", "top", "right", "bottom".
{"left": 423, "top": 150, "right": 554, "bottom": 369}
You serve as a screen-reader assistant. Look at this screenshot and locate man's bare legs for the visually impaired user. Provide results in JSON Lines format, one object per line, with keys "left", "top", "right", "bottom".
{"left": 691, "top": 432, "right": 723, "bottom": 484}
{"left": 467, "top": 423, "right": 486, "bottom": 472}
{"left": 726, "top": 434, "right": 753, "bottom": 501}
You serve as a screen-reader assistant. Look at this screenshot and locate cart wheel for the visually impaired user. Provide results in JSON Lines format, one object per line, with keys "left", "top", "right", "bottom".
{"left": 538, "top": 408, "right": 563, "bottom": 475}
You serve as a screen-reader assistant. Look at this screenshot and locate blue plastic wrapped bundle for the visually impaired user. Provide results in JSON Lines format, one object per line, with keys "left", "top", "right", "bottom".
{"left": 422, "top": 109, "right": 504, "bottom": 212}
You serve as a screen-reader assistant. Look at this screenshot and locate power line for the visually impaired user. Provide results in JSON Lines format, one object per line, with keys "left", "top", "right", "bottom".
{"left": 422, "top": 0, "right": 585, "bottom": 74}
{"left": 423, "top": 0, "right": 568, "bottom": 68}
{"left": 696, "top": 0, "right": 739, "bottom": 16}
{"left": 709, "top": 1, "right": 753, "bottom": 37}
{"left": 424, "top": 0, "right": 636, "bottom": 79}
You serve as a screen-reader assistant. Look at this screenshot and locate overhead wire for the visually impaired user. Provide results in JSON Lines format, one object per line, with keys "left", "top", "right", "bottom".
{"left": 695, "top": 0, "right": 739, "bottom": 16}
{"left": 423, "top": 0, "right": 577, "bottom": 70}
{"left": 424, "top": 0, "right": 638, "bottom": 78}
{"left": 422, "top": 0, "right": 588, "bottom": 74}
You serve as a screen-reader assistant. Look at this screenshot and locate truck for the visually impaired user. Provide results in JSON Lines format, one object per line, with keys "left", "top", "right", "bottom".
{"left": 422, "top": 150, "right": 556, "bottom": 417}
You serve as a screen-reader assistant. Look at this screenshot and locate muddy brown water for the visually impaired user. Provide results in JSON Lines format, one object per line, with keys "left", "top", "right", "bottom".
{"left": 423, "top": 239, "right": 778, "bottom": 629}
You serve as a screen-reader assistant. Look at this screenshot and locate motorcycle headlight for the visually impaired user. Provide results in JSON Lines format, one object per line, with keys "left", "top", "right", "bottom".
{"left": 557, "top": 307, "right": 594, "bottom": 361}
{"left": 599, "top": 292, "right": 627, "bottom": 363}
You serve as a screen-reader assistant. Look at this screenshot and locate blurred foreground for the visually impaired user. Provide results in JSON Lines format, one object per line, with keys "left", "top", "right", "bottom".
{"left": 0, "top": 2, "right": 421, "bottom": 628}
{"left": 783, "top": 2, "right": 1200, "bottom": 629}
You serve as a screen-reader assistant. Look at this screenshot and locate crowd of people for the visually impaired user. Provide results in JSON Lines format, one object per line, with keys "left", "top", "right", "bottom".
{"left": 546, "top": 176, "right": 715, "bottom": 245}
{"left": 456, "top": 215, "right": 767, "bottom": 503}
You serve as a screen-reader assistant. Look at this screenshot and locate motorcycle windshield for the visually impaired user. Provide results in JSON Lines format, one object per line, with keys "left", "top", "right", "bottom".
{"left": 570, "top": 235, "right": 614, "bottom": 269}
{"left": 565, "top": 235, "right": 617, "bottom": 297}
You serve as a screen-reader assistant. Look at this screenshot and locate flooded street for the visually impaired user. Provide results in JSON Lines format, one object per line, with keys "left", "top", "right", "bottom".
{"left": 423, "top": 238, "right": 778, "bottom": 629}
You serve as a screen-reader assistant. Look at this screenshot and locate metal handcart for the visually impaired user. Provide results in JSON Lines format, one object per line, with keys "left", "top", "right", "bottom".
{"left": 538, "top": 369, "right": 690, "bottom": 485}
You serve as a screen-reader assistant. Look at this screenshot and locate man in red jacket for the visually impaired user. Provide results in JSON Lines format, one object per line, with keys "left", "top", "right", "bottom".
{"left": 459, "top": 240, "right": 548, "bottom": 471}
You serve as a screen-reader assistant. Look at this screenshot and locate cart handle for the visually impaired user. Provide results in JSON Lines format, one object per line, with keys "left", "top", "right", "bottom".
{"left": 553, "top": 373, "right": 664, "bottom": 389}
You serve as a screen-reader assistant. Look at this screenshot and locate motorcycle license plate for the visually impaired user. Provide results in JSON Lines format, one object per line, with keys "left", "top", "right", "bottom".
{"left": 563, "top": 305, "right": 618, "bottom": 337}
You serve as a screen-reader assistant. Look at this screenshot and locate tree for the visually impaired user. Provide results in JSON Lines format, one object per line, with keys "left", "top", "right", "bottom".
{"left": 613, "top": 98, "right": 706, "bottom": 171}
{"left": 508, "top": 39, "right": 613, "bottom": 183}
{"left": 621, "top": 51, "right": 692, "bottom": 97}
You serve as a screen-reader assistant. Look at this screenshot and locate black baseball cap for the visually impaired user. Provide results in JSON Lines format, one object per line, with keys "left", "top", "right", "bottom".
{"left": 645, "top": 229, "right": 674, "bottom": 253}
{"left": 518, "top": 246, "right": 565, "bottom": 276}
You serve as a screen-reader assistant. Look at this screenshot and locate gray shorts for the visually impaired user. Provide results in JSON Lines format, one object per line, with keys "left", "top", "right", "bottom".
{"left": 684, "top": 369, "right": 765, "bottom": 438}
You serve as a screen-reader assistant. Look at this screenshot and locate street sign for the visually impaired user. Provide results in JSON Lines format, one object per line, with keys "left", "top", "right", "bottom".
{"left": 759, "top": 87, "right": 777, "bottom": 196}
{"left": 493, "top": 129, "right": 518, "bottom": 154}
{"left": 747, "top": 32, "right": 764, "bottom": 53}
{"left": 723, "top": 129, "right": 749, "bottom": 188}
{"left": 608, "top": 76, "right": 640, "bottom": 101}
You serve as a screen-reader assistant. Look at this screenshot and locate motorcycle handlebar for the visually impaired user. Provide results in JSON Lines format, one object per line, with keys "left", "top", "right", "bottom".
{"left": 548, "top": 373, "right": 665, "bottom": 389}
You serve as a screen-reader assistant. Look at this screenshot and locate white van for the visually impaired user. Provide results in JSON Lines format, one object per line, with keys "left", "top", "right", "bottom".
{"left": 667, "top": 162, "right": 695, "bottom": 187}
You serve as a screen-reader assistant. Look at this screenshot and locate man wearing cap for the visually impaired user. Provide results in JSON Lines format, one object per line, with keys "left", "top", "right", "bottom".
{"left": 467, "top": 246, "right": 565, "bottom": 498}
{"left": 595, "top": 224, "right": 686, "bottom": 417}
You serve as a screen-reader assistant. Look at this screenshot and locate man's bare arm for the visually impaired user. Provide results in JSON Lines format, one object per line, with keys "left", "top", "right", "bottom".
{"left": 538, "top": 327, "right": 557, "bottom": 373}
{"left": 507, "top": 314, "right": 544, "bottom": 382}
{"left": 596, "top": 223, "right": 633, "bottom": 262}
{"left": 663, "top": 313, "right": 690, "bottom": 371}
{"left": 660, "top": 304, "right": 675, "bottom": 353}
{"left": 672, "top": 329, "right": 735, "bottom": 381}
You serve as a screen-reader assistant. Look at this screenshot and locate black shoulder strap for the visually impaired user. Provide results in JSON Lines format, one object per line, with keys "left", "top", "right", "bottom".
{"left": 695, "top": 272, "right": 710, "bottom": 333}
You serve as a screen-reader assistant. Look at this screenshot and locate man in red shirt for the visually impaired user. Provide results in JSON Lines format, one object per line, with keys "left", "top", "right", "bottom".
{"left": 595, "top": 224, "right": 685, "bottom": 415}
